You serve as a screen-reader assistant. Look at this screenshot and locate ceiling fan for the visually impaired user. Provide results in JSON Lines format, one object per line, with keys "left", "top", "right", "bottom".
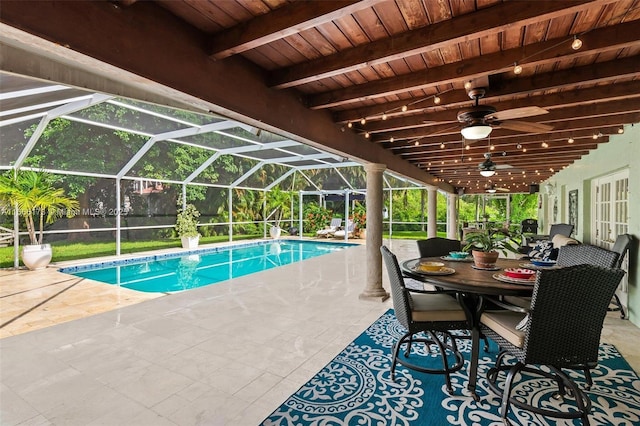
{"left": 457, "top": 88, "right": 553, "bottom": 142}
{"left": 478, "top": 152, "right": 515, "bottom": 177}
{"left": 485, "top": 183, "right": 509, "bottom": 193}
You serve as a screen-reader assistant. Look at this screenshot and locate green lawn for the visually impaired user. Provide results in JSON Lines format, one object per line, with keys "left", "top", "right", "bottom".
{"left": 0, "top": 231, "right": 430, "bottom": 268}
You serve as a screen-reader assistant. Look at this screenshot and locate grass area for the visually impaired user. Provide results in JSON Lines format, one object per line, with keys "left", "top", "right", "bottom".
{"left": 0, "top": 231, "right": 430, "bottom": 268}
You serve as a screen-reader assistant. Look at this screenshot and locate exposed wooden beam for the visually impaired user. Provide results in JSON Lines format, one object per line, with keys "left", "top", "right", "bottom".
{"left": 372, "top": 110, "right": 640, "bottom": 143}
{"left": 208, "top": 1, "right": 383, "bottom": 60}
{"left": 307, "top": 21, "right": 640, "bottom": 109}
{"left": 269, "top": 0, "right": 609, "bottom": 88}
{"left": 343, "top": 59, "right": 640, "bottom": 126}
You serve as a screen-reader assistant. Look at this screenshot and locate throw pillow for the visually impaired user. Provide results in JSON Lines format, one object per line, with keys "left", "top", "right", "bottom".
{"left": 528, "top": 240, "right": 555, "bottom": 260}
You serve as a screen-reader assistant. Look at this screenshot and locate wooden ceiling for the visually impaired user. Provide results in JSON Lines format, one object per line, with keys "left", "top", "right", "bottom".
{"left": 3, "top": 0, "right": 640, "bottom": 194}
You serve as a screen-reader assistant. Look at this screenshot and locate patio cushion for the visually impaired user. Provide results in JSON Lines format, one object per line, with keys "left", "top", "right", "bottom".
{"left": 552, "top": 234, "right": 580, "bottom": 248}
{"left": 480, "top": 311, "right": 526, "bottom": 348}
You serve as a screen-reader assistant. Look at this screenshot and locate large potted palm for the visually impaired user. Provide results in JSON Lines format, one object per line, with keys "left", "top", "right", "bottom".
{"left": 463, "top": 227, "right": 520, "bottom": 269}
{"left": 265, "top": 187, "right": 291, "bottom": 239}
{"left": 0, "top": 170, "right": 79, "bottom": 270}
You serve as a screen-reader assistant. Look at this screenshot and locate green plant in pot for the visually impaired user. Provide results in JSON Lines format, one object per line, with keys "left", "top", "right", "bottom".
{"left": 0, "top": 169, "right": 79, "bottom": 270}
{"left": 265, "top": 187, "right": 291, "bottom": 239}
{"left": 463, "top": 227, "right": 520, "bottom": 269}
{"left": 352, "top": 201, "right": 366, "bottom": 238}
{"left": 175, "top": 203, "right": 200, "bottom": 249}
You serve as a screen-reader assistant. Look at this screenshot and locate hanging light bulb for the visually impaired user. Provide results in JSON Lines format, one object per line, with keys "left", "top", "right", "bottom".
{"left": 390, "top": 137, "right": 394, "bottom": 143}
{"left": 360, "top": 118, "right": 366, "bottom": 125}
{"left": 513, "top": 63, "right": 523, "bottom": 75}
{"left": 382, "top": 113, "right": 387, "bottom": 120}
{"left": 364, "top": 132, "right": 370, "bottom": 138}
{"left": 401, "top": 105, "right": 408, "bottom": 112}
{"left": 433, "top": 95, "right": 441, "bottom": 105}
{"left": 347, "top": 122, "right": 353, "bottom": 128}
{"left": 568, "top": 137, "right": 574, "bottom": 144}
{"left": 414, "top": 140, "right": 419, "bottom": 146}
{"left": 618, "top": 127, "right": 624, "bottom": 134}
{"left": 440, "top": 142, "right": 445, "bottom": 149}
{"left": 571, "top": 35, "right": 583, "bottom": 50}
{"left": 464, "top": 81, "right": 472, "bottom": 90}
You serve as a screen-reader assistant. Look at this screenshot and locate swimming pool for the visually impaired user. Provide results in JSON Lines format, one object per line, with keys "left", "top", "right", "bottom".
{"left": 61, "top": 240, "right": 356, "bottom": 293}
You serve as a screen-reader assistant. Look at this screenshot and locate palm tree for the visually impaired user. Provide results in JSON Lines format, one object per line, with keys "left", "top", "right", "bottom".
{"left": 0, "top": 170, "right": 79, "bottom": 245}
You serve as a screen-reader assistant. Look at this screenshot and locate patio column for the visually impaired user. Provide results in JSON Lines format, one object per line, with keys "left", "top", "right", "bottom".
{"left": 360, "top": 163, "right": 390, "bottom": 302}
{"left": 447, "top": 193, "right": 458, "bottom": 240}
{"left": 427, "top": 187, "right": 438, "bottom": 238}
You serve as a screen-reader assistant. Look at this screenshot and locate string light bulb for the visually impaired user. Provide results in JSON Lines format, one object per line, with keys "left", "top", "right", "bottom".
{"left": 401, "top": 105, "right": 408, "bottom": 112}
{"left": 568, "top": 137, "right": 574, "bottom": 144}
{"left": 390, "top": 137, "right": 394, "bottom": 143}
{"left": 618, "top": 127, "right": 624, "bottom": 134}
{"left": 440, "top": 142, "right": 445, "bottom": 149}
{"left": 382, "top": 113, "right": 387, "bottom": 120}
{"left": 571, "top": 35, "right": 583, "bottom": 50}
{"left": 513, "top": 63, "right": 523, "bottom": 75}
{"left": 360, "top": 118, "right": 366, "bottom": 125}
{"left": 347, "top": 122, "right": 353, "bottom": 128}
{"left": 433, "top": 95, "right": 441, "bottom": 105}
{"left": 364, "top": 132, "right": 370, "bottom": 138}
{"left": 464, "top": 81, "right": 472, "bottom": 90}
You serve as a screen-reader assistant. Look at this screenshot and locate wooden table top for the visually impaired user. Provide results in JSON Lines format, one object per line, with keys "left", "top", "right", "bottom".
{"left": 401, "top": 256, "right": 535, "bottom": 296}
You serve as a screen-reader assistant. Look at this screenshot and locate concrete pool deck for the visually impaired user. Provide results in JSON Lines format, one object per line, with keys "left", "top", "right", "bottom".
{"left": 1, "top": 239, "right": 638, "bottom": 425}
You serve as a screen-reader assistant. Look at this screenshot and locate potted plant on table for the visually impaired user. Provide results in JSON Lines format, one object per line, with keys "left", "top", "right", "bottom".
{"left": 463, "top": 227, "right": 520, "bottom": 269}
{"left": 0, "top": 169, "right": 79, "bottom": 270}
{"left": 175, "top": 203, "right": 200, "bottom": 249}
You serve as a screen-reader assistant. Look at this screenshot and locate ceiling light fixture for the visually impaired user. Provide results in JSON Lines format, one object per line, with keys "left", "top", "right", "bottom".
{"left": 571, "top": 35, "right": 583, "bottom": 50}
{"left": 461, "top": 123, "right": 492, "bottom": 140}
{"left": 513, "top": 63, "right": 523, "bottom": 75}
{"left": 480, "top": 169, "right": 496, "bottom": 177}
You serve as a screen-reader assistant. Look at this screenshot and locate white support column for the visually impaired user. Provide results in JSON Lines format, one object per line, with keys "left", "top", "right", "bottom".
{"left": 359, "top": 163, "right": 390, "bottom": 302}
{"left": 447, "top": 193, "right": 458, "bottom": 240}
{"left": 427, "top": 187, "right": 438, "bottom": 238}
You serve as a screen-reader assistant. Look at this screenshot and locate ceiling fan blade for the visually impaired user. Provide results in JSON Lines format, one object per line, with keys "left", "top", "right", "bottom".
{"left": 495, "top": 164, "right": 514, "bottom": 170}
{"left": 496, "top": 187, "right": 510, "bottom": 192}
{"left": 488, "top": 106, "right": 548, "bottom": 121}
{"left": 497, "top": 120, "right": 553, "bottom": 133}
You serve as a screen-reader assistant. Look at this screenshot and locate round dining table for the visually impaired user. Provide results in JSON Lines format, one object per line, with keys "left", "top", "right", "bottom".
{"left": 400, "top": 255, "right": 536, "bottom": 400}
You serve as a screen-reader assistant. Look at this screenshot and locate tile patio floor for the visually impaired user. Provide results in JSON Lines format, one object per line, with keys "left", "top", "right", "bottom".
{"left": 1, "top": 239, "right": 638, "bottom": 425}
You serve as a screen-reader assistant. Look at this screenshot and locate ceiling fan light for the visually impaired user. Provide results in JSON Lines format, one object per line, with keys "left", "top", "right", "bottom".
{"left": 480, "top": 169, "right": 496, "bottom": 177}
{"left": 487, "top": 188, "right": 497, "bottom": 193}
{"left": 461, "top": 123, "right": 492, "bottom": 140}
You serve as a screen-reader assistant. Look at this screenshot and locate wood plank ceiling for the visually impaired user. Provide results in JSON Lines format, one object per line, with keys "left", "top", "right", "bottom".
{"left": 8, "top": 0, "right": 640, "bottom": 194}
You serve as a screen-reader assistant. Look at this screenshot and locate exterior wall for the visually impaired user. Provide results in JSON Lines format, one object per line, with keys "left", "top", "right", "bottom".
{"left": 540, "top": 123, "right": 639, "bottom": 326}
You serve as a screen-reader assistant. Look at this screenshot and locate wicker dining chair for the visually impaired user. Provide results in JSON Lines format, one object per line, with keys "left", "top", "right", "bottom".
{"left": 609, "top": 234, "right": 634, "bottom": 319}
{"left": 480, "top": 265, "right": 626, "bottom": 425}
{"left": 380, "top": 245, "right": 471, "bottom": 394}
{"left": 416, "top": 237, "right": 462, "bottom": 258}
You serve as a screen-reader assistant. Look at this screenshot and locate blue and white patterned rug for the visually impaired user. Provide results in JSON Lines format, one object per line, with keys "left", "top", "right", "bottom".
{"left": 262, "top": 310, "right": 640, "bottom": 425}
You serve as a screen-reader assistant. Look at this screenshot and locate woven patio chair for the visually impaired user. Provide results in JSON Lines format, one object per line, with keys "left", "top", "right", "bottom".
{"left": 609, "top": 234, "right": 634, "bottom": 318}
{"left": 480, "top": 265, "right": 625, "bottom": 425}
{"left": 416, "top": 237, "right": 462, "bottom": 258}
{"left": 381, "top": 245, "right": 471, "bottom": 394}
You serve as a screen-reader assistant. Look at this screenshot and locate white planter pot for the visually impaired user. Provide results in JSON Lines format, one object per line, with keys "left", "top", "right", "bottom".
{"left": 270, "top": 226, "right": 282, "bottom": 239}
{"left": 21, "top": 244, "right": 53, "bottom": 270}
{"left": 181, "top": 235, "right": 200, "bottom": 249}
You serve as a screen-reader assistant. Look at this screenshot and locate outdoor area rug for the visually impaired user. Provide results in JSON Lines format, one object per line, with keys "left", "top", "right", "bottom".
{"left": 261, "top": 310, "right": 640, "bottom": 425}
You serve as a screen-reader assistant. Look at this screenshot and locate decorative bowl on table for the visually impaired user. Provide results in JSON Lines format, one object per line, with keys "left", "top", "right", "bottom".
{"left": 418, "top": 261, "right": 445, "bottom": 272}
{"left": 530, "top": 259, "right": 557, "bottom": 267}
{"left": 503, "top": 268, "right": 536, "bottom": 280}
{"left": 449, "top": 251, "right": 469, "bottom": 259}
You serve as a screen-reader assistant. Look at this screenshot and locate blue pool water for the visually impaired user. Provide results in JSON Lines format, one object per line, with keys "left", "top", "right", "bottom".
{"left": 61, "top": 240, "right": 356, "bottom": 293}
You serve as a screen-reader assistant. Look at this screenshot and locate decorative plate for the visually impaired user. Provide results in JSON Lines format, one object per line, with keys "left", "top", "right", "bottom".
{"left": 530, "top": 259, "right": 557, "bottom": 267}
{"left": 410, "top": 266, "right": 456, "bottom": 276}
{"left": 519, "top": 262, "right": 560, "bottom": 270}
{"left": 493, "top": 273, "right": 536, "bottom": 285}
{"left": 471, "top": 265, "right": 501, "bottom": 271}
{"left": 440, "top": 255, "right": 473, "bottom": 262}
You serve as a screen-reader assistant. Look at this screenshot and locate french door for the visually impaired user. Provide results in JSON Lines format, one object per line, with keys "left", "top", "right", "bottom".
{"left": 592, "top": 169, "right": 629, "bottom": 311}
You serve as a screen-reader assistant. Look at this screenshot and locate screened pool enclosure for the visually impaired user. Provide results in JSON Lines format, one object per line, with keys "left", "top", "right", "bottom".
{"left": 1, "top": 72, "right": 432, "bottom": 264}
